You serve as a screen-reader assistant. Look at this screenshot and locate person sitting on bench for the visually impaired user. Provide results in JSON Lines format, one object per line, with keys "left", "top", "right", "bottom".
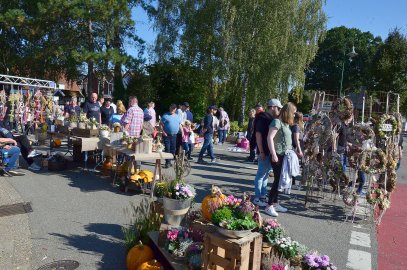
{"left": 0, "top": 127, "right": 42, "bottom": 171}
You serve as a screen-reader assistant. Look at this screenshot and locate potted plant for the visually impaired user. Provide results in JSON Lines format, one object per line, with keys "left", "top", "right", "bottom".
{"left": 163, "top": 180, "right": 195, "bottom": 226}
{"left": 274, "top": 237, "right": 306, "bottom": 264}
{"left": 165, "top": 228, "right": 194, "bottom": 261}
{"left": 162, "top": 155, "right": 196, "bottom": 226}
{"left": 78, "top": 112, "right": 87, "bottom": 129}
{"left": 88, "top": 117, "right": 99, "bottom": 129}
{"left": 99, "top": 125, "right": 110, "bottom": 138}
{"left": 302, "top": 253, "right": 337, "bottom": 270}
{"left": 211, "top": 193, "right": 258, "bottom": 238}
{"left": 260, "top": 218, "right": 285, "bottom": 249}
{"left": 68, "top": 115, "right": 78, "bottom": 128}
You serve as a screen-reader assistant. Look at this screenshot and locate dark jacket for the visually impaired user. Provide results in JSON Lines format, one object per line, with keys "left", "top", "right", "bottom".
{"left": 251, "top": 112, "right": 274, "bottom": 156}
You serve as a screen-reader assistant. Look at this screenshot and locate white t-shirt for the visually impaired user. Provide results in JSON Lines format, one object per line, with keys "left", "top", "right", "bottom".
{"left": 189, "top": 131, "right": 195, "bottom": 144}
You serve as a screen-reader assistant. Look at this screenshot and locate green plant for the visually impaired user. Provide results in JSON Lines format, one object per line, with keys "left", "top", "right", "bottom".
{"left": 154, "top": 182, "right": 167, "bottom": 198}
{"left": 122, "top": 198, "right": 162, "bottom": 250}
{"left": 211, "top": 206, "right": 233, "bottom": 225}
{"left": 222, "top": 216, "right": 257, "bottom": 230}
{"left": 229, "top": 121, "right": 240, "bottom": 133}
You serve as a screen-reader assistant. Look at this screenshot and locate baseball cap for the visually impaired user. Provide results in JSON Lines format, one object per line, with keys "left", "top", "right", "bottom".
{"left": 267, "top": 99, "right": 283, "bottom": 108}
{"left": 209, "top": 105, "right": 218, "bottom": 110}
{"left": 183, "top": 102, "right": 190, "bottom": 107}
{"left": 255, "top": 103, "right": 263, "bottom": 108}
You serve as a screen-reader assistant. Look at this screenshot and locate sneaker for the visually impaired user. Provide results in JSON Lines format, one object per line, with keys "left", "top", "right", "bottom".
{"left": 8, "top": 170, "right": 26, "bottom": 176}
{"left": 265, "top": 205, "right": 278, "bottom": 217}
{"left": 253, "top": 198, "right": 268, "bottom": 207}
{"left": 28, "top": 163, "right": 41, "bottom": 171}
{"left": 27, "top": 150, "right": 42, "bottom": 158}
{"left": 197, "top": 159, "right": 206, "bottom": 164}
{"left": 210, "top": 158, "right": 217, "bottom": 163}
{"left": 284, "top": 189, "right": 291, "bottom": 195}
{"left": 187, "top": 157, "right": 194, "bottom": 161}
{"left": 164, "top": 163, "right": 171, "bottom": 169}
{"left": 274, "top": 204, "right": 288, "bottom": 212}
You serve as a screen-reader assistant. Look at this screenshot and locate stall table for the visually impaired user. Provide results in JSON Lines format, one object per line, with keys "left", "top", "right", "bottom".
{"left": 72, "top": 136, "right": 109, "bottom": 170}
{"left": 106, "top": 144, "right": 173, "bottom": 194}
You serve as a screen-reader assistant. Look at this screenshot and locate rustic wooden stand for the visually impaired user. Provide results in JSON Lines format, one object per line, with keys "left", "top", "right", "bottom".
{"left": 203, "top": 231, "right": 262, "bottom": 270}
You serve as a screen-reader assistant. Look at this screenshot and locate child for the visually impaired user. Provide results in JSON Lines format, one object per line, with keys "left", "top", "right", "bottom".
{"left": 188, "top": 123, "right": 196, "bottom": 160}
{"left": 182, "top": 120, "right": 192, "bottom": 158}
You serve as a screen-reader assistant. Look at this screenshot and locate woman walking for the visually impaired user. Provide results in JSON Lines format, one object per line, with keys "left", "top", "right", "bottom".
{"left": 265, "top": 102, "right": 296, "bottom": 217}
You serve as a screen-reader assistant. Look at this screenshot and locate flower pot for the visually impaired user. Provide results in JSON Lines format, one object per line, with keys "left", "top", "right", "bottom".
{"left": 69, "top": 122, "right": 78, "bottom": 129}
{"left": 100, "top": 130, "right": 109, "bottom": 138}
{"left": 163, "top": 197, "right": 191, "bottom": 226}
{"left": 78, "top": 122, "right": 86, "bottom": 129}
{"left": 216, "top": 226, "right": 253, "bottom": 239}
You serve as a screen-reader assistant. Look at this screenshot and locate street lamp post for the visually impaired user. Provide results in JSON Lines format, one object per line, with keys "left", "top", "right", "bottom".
{"left": 339, "top": 45, "right": 358, "bottom": 97}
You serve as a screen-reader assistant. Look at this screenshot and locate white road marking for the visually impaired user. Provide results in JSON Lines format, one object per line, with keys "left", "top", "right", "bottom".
{"left": 346, "top": 249, "right": 372, "bottom": 270}
{"left": 350, "top": 231, "right": 371, "bottom": 248}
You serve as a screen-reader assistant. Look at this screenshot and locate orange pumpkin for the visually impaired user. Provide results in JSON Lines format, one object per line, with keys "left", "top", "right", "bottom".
{"left": 137, "top": 259, "right": 161, "bottom": 270}
{"left": 54, "top": 139, "right": 62, "bottom": 147}
{"left": 103, "top": 157, "right": 113, "bottom": 170}
{"left": 126, "top": 241, "right": 154, "bottom": 270}
{"left": 202, "top": 185, "right": 226, "bottom": 220}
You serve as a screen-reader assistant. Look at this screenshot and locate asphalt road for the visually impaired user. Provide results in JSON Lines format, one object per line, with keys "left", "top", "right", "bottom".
{"left": 7, "top": 141, "right": 397, "bottom": 270}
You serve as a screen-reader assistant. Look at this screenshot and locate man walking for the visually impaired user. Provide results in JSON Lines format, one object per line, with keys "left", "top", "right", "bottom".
{"left": 197, "top": 106, "right": 217, "bottom": 163}
{"left": 84, "top": 93, "right": 101, "bottom": 124}
{"left": 252, "top": 99, "right": 282, "bottom": 207}
{"left": 161, "top": 104, "right": 183, "bottom": 168}
{"left": 122, "top": 96, "right": 144, "bottom": 137}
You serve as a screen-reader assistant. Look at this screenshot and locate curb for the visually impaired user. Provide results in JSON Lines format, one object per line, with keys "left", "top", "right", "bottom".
{"left": 0, "top": 177, "right": 32, "bottom": 270}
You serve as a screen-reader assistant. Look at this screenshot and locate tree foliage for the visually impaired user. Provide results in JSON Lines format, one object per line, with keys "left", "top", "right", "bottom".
{"left": 305, "top": 26, "right": 383, "bottom": 95}
{"left": 153, "top": 0, "right": 326, "bottom": 123}
{"left": 0, "top": 0, "right": 147, "bottom": 96}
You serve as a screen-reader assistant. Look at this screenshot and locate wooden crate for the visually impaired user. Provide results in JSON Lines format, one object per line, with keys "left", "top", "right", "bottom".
{"left": 72, "top": 128, "right": 99, "bottom": 138}
{"left": 203, "top": 231, "right": 262, "bottom": 270}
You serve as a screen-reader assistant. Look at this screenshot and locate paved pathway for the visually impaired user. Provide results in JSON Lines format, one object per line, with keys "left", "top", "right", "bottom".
{"left": 4, "top": 141, "right": 407, "bottom": 269}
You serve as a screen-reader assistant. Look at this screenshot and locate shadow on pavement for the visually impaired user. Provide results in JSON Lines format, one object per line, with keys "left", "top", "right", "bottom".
{"left": 50, "top": 223, "right": 125, "bottom": 269}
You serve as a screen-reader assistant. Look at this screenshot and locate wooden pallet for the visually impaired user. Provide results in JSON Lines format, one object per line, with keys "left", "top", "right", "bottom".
{"left": 203, "top": 231, "right": 262, "bottom": 270}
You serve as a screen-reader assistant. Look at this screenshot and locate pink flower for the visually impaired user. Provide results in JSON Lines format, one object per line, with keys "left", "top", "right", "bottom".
{"left": 167, "top": 230, "right": 179, "bottom": 241}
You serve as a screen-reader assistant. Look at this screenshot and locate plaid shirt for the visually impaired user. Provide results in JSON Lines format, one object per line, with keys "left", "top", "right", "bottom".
{"left": 121, "top": 105, "right": 144, "bottom": 137}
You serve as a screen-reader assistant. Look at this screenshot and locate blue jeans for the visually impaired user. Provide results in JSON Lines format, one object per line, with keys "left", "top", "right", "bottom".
{"left": 254, "top": 155, "right": 272, "bottom": 198}
{"left": 342, "top": 152, "right": 366, "bottom": 193}
{"left": 182, "top": 142, "right": 189, "bottom": 155}
{"left": 218, "top": 129, "right": 227, "bottom": 144}
{"left": 163, "top": 134, "right": 177, "bottom": 165}
{"left": 1, "top": 146, "right": 20, "bottom": 170}
{"left": 199, "top": 133, "right": 214, "bottom": 160}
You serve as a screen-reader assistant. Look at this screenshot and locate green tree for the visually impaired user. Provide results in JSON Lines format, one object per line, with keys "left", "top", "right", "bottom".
{"left": 372, "top": 29, "right": 407, "bottom": 93}
{"left": 305, "top": 26, "right": 383, "bottom": 95}
{"left": 153, "top": 0, "right": 326, "bottom": 123}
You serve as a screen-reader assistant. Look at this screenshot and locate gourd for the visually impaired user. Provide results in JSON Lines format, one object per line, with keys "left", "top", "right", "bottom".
{"left": 202, "top": 185, "right": 226, "bottom": 220}
{"left": 103, "top": 157, "right": 113, "bottom": 170}
{"left": 126, "top": 241, "right": 154, "bottom": 270}
{"left": 54, "top": 138, "right": 62, "bottom": 147}
{"left": 136, "top": 259, "right": 161, "bottom": 270}
{"left": 138, "top": 170, "right": 153, "bottom": 183}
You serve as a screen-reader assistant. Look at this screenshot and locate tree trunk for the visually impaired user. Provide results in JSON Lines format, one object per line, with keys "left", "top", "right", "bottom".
{"left": 239, "top": 72, "right": 248, "bottom": 125}
{"left": 87, "top": 18, "right": 94, "bottom": 97}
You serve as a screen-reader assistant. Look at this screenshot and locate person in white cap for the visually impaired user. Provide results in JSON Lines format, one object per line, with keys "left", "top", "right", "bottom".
{"left": 252, "top": 99, "right": 282, "bottom": 207}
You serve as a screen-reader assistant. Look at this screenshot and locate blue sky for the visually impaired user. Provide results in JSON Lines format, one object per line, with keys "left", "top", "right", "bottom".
{"left": 126, "top": 0, "right": 407, "bottom": 58}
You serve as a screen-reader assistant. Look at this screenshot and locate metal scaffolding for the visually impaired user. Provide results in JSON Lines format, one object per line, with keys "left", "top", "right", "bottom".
{"left": 0, "top": 74, "right": 56, "bottom": 90}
